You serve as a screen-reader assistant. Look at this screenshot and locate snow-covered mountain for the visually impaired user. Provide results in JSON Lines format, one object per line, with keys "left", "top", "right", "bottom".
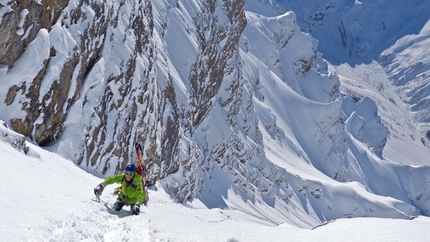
{"left": 379, "top": 20, "right": 430, "bottom": 142}
{"left": 246, "top": 0, "right": 430, "bottom": 64}
{"left": 246, "top": 0, "right": 430, "bottom": 153}
{"left": 1, "top": 0, "right": 430, "bottom": 230}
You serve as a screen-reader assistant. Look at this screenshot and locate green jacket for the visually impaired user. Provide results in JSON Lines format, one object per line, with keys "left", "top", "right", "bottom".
{"left": 103, "top": 173, "right": 144, "bottom": 205}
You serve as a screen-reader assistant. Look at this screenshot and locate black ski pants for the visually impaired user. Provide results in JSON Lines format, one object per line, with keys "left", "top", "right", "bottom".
{"left": 112, "top": 197, "right": 140, "bottom": 215}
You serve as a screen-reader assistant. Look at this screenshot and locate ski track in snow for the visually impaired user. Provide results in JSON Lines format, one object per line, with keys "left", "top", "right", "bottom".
{"left": 37, "top": 187, "right": 232, "bottom": 242}
{"left": 40, "top": 194, "right": 152, "bottom": 241}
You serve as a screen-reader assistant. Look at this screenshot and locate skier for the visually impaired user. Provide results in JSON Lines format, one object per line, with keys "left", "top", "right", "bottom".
{"left": 94, "top": 163, "right": 144, "bottom": 215}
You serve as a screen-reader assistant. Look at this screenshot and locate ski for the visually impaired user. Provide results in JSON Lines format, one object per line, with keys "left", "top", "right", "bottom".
{"left": 135, "top": 142, "right": 150, "bottom": 205}
{"left": 134, "top": 142, "right": 146, "bottom": 186}
{"left": 135, "top": 142, "right": 144, "bottom": 167}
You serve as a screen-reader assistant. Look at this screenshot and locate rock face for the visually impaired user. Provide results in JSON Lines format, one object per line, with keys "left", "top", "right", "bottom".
{"left": 0, "top": 0, "right": 68, "bottom": 67}
{"left": 0, "top": 0, "right": 252, "bottom": 198}
{"left": 1, "top": 0, "right": 429, "bottom": 224}
{"left": 1, "top": 0, "right": 69, "bottom": 145}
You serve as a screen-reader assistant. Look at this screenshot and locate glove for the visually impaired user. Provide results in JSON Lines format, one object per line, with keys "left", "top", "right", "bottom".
{"left": 94, "top": 183, "right": 105, "bottom": 196}
{"left": 131, "top": 203, "right": 140, "bottom": 215}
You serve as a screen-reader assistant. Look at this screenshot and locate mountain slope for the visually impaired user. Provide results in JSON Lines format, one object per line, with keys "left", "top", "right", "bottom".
{"left": 1, "top": 0, "right": 430, "bottom": 228}
{"left": 245, "top": 0, "right": 430, "bottom": 155}
{"left": 2, "top": 117, "right": 430, "bottom": 241}
{"left": 380, "top": 19, "right": 430, "bottom": 142}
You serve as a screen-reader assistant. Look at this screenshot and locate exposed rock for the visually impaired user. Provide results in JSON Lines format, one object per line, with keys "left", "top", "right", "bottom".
{"left": 0, "top": 0, "right": 68, "bottom": 68}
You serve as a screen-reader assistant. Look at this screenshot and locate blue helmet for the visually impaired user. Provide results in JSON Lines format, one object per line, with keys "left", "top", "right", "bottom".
{"left": 124, "top": 163, "right": 136, "bottom": 174}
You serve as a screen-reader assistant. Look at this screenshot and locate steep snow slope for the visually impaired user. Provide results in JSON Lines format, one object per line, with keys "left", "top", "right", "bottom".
{"left": 236, "top": 10, "right": 430, "bottom": 218}
{"left": 2, "top": 124, "right": 430, "bottom": 241}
